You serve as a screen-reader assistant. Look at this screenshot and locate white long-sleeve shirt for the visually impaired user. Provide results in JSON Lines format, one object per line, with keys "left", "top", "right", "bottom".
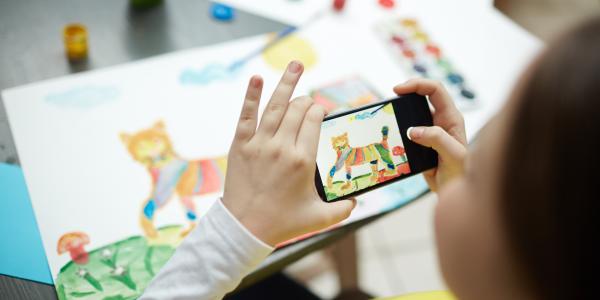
{"left": 140, "top": 199, "right": 274, "bottom": 300}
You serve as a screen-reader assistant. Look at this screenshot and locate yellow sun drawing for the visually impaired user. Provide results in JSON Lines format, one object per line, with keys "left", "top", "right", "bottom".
{"left": 262, "top": 34, "right": 318, "bottom": 71}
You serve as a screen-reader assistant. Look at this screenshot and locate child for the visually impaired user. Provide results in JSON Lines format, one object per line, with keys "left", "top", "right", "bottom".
{"left": 142, "top": 16, "right": 600, "bottom": 300}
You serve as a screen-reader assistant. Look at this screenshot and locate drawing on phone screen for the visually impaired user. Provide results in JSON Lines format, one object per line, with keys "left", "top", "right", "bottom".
{"left": 318, "top": 103, "right": 412, "bottom": 201}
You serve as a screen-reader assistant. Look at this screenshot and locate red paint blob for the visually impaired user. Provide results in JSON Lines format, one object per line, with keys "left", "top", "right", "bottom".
{"left": 70, "top": 245, "right": 89, "bottom": 264}
{"left": 393, "top": 146, "right": 405, "bottom": 156}
{"left": 397, "top": 163, "right": 411, "bottom": 175}
{"left": 391, "top": 35, "right": 404, "bottom": 45}
{"left": 426, "top": 44, "right": 441, "bottom": 57}
{"left": 333, "top": 0, "right": 346, "bottom": 11}
{"left": 378, "top": 0, "right": 395, "bottom": 9}
{"left": 402, "top": 49, "right": 415, "bottom": 59}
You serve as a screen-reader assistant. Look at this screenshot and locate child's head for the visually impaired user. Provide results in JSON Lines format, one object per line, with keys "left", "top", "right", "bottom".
{"left": 435, "top": 17, "right": 600, "bottom": 300}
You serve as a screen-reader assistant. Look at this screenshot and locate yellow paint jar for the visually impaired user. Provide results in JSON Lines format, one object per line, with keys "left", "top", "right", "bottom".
{"left": 63, "top": 24, "right": 88, "bottom": 61}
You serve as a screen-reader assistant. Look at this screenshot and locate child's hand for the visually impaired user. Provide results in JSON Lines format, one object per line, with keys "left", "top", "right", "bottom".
{"left": 222, "top": 61, "right": 356, "bottom": 247}
{"left": 394, "top": 79, "right": 467, "bottom": 192}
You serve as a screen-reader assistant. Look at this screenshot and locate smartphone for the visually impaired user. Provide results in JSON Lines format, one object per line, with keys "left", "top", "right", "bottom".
{"left": 315, "top": 93, "right": 438, "bottom": 202}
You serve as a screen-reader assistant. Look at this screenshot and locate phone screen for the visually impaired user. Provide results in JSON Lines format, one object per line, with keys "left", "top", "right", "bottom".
{"left": 315, "top": 94, "right": 436, "bottom": 202}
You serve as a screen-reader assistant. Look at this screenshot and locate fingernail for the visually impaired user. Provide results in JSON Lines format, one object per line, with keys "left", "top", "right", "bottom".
{"left": 288, "top": 61, "right": 302, "bottom": 73}
{"left": 407, "top": 127, "right": 425, "bottom": 140}
{"left": 251, "top": 76, "right": 262, "bottom": 88}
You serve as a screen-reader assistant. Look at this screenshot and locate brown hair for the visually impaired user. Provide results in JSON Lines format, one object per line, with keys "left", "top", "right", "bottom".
{"left": 501, "top": 16, "right": 600, "bottom": 299}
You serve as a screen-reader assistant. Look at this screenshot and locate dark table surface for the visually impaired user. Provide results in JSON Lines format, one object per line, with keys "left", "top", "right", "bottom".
{"left": 0, "top": 0, "right": 412, "bottom": 299}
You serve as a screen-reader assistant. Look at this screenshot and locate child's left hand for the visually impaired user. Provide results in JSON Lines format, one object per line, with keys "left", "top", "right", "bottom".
{"left": 222, "top": 61, "right": 356, "bottom": 247}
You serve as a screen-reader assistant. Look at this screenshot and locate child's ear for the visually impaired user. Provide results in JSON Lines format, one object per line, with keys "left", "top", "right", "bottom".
{"left": 120, "top": 133, "right": 131, "bottom": 145}
{"left": 153, "top": 120, "right": 166, "bottom": 132}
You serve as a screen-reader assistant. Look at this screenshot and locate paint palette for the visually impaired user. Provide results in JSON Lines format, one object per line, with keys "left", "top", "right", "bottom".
{"left": 376, "top": 18, "right": 478, "bottom": 110}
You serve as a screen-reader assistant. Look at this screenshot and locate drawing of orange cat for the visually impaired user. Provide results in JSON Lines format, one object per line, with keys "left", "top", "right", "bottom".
{"left": 327, "top": 126, "right": 408, "bottom": 190}
{"left": 120, "top": 121, "right": 227, "bottom": 238}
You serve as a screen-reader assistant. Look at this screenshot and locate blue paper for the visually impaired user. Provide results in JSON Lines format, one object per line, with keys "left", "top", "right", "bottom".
{"left": 0, "top": 163, "right": 53, "bottom": 284}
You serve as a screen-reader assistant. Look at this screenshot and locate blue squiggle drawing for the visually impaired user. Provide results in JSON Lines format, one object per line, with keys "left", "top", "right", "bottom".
{"left": 179, "top": 63, "right": 241, "bottom": 86}
{"left": 322, "top": 120, "right": 336, "bottom": 129}
{"left": 45, "top": 86, "right": 119, "bottom": 109}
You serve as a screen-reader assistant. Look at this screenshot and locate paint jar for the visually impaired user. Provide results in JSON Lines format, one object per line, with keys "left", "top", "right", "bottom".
{"left": 63, "top": 24, "right": 88, "bottom": 61}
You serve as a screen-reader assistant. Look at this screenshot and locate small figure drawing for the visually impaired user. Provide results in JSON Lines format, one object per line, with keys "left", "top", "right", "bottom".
{"left": 120, "top": 121, "right": 227, "bottom": 238}
{"left": 327, "top": 126, "right": 406, "bottom": 190}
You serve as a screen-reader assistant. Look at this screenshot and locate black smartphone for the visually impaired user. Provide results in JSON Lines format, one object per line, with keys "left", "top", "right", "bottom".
{"left": 315, "top": 93, "right": 437, "bottom": 202}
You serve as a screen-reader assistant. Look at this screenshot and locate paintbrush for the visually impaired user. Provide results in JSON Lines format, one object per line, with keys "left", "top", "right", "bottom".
{"left": 227, "top": 10, "right": 326, "bottom": 72}
{"left": 369, "top": 102, "right": 390, "bottom": 115}
{"left": 228, "top": 26, "right": 297, "bottom": 71}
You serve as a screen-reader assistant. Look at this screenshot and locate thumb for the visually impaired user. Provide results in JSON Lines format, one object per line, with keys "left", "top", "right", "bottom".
{"left": 320, "top": 198, "right": 357, "bottom": 226}
{"left": 407, "top": 126, "right": 466, "bottom": 164}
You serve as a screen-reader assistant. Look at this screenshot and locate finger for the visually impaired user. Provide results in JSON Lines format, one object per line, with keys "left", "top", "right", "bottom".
{"left": 394, "top": 79, "right": 466, "bottom": 144}
{"left": 422, "top": 170, "right": 438, "bottom": 192}
{"left": 256, "top": 61, "right": 304, "bottom": 138}
{"left": 319, "top": 198, "right": 356, "bottom": 226}
{"left": 407, "top": 126, "right": 466, "bottom": 164}
{"left": 296, "top": 104, "right": 326, "bottom": 157}
{"left": 233, "top": 76, "right": 263, "bottom": 143}
{"left": 393, "top": 79, "right": 456, "bottom": 116}
{"left": 273, "top": 96, "right": 314, "bottom": 142}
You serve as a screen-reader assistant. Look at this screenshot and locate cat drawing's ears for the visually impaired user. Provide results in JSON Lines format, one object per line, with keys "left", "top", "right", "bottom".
{"left": 120, "top": 133, "right": 131, "bottom": 145}
{"left": 153, "top": 120, "right": 166, "bottom": 132}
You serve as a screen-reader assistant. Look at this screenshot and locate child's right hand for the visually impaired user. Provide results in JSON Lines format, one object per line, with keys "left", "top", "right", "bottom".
{"left": 222, "top": 61, "right": 356, "bottom": 247}
{"left": 394, "top": 79, "right": 467, "bottom": 192}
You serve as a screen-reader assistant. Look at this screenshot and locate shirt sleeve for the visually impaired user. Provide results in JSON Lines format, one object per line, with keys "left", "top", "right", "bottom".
{"left": 140, "top": 198, "right": 275, "bottom": 300}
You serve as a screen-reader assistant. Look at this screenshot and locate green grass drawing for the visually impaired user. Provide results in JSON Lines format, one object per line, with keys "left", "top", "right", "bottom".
{"left": 324, "top": 163, "right": 408, "bottom": 200}
{"left": 55, "top": 225, "right": 182, "bottom": 300}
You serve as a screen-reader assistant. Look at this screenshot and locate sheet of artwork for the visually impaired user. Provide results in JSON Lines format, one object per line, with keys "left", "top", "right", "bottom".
{"left": 2, "top": 4, "right": 541, "bottom": 297}
{"left": 317, "top": 102, "right": 411, "bottom": 201}
{"left": 1, "top": 17, "right": 410, "bottom": 299}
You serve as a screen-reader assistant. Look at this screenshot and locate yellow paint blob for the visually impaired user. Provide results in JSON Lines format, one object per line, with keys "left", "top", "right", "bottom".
{"left": 262, "top": 34, "right": 318, "bottom": 70}
{"left": 383, "top": 103, "right": 395, "bottom": 114}
{"left": 377, "top": 291, "right": 456, "bottom": 300}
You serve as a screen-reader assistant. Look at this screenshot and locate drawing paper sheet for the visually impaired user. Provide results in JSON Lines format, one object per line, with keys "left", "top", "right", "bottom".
{"left": 217, "top": 0, "right": 329, "bottom": 26}
{"left": 217, "top": 0, "right": 497, "bottom": 27}
{"left": 2, "top": 4, "right": 541, "bottom": 296}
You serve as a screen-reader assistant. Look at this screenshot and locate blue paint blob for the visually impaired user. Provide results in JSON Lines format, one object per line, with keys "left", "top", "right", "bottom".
{"left": 460, "top": 89, "right": 476, "bottom": 100}
{"left": 387, "top": 163, "right": 395, "bottom": 169}
{"left": 329, "top": 167, "right": 337, "bottom": 177}
{"left": 322, "top": 120, "right": 336, "bottom": 129}
{"left": 143, "top": 200, "right": 156, "bottom": 219}
{"left": 413, "top": 64, "right": 427, "bottom": 74}
{"left": 180, "top": 63, "right": 239, "bottom": 85}
{"left": 186, "top": 211, "right": 197, "bottom": 221}
{"left": 355, "top": 110, "right": 376, "bottom": 120}
{"left": 447, "top": 73, "right": 464, "bottom": 84}
{"left": 211, "top": 3, "right": 235, "bottom": 21}
{"left": 346, "top": 173, "right": 352, "bottom": 180}
{"left": 45, "top": 86, "right": 119, "bottom": 109}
